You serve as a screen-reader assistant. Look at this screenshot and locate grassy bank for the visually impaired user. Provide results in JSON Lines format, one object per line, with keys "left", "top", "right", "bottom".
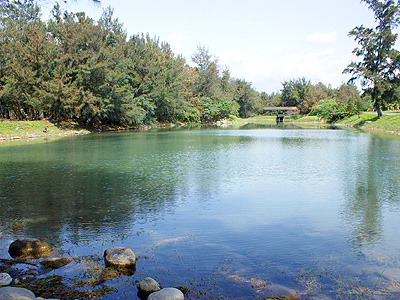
{"left": 232, "top": 112, "right": 400, "bottom": 135}
{"left": 335, "top": 111, "right": 400, "bottom": 134}
{"left": 0, "top": 120, "right": 89, "bottom": 142}
{"left": 1, "top": 111, "right": 400, "bottom": 143}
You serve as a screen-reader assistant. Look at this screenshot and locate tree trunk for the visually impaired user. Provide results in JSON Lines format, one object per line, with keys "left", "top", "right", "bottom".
{"left": 0, "top": 97, "right": 4, "bottom": 119}
{"left": 373, "top": 86, "right": 382, "bottom": 118}
{"left": 376, "top": 106, "right": 383, "bottom": 117}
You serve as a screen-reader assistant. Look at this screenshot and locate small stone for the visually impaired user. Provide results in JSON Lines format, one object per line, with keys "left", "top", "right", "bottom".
{"left": 0, "top": 273, "right": 12, "bottom": 286}
{"left": 137, "top": 277, "right": 161, "bottom": 299}
{"left": 40, "top": 257, "right": 72, "bottom": 269}
{"left": 0, "top": 286, "right": 36, "bottom": 300}
{"left": 98, "top": 268, "right": 119, "bottom": 282}
{"left": 104, "top": 247, "right": 136, "bottom": 269}
{"left": 148, "top": 288, "right": 184, "bottom": 300}
{"left": 8, "top": 239, "right": 53, "bottom": 259}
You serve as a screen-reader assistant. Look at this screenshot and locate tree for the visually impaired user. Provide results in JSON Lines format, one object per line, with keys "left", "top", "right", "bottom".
{"left": 0, "top": 0, "right": 43, "bottom": 119}
{"left": 344, "top": 0, "right": 400, "bottom": 117}
{"left": 231, "top": 79, "right": 262, "bottom": 118}
{"left": 191, "top": 45, "right": 221, "bottom": 98}
{"left": 281, "top": 77, "right": 313, "bottom": 113}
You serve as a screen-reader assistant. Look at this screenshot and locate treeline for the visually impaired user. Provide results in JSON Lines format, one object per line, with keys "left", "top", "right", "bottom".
{"left": 263, "top": 77, "right": 372, "bottom": 122}
{"left": 0, "top": 1, "right": 365, "bottom": 126}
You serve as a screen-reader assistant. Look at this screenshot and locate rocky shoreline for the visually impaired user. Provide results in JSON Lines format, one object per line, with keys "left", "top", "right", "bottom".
{"left": 0, "top": 239, "right": 300, "bottom": 300}
{"left": 0, "top": 239, "right": 186, "bottom": 300}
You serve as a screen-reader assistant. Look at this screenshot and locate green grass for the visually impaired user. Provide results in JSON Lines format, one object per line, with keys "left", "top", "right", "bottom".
{"left": 2, "top": 111, "right": 400, "bottom": 142}
{"left": 230, "top": 112, "right": 400, "bottom": 135}
{"left": 0, "top": 119, "right": 89, "bottom": 141}
{"left": 0, "top": 120, "right": 50, "bottom": 134}
{"left": 336, "top": 111, "right": 400, "bottom": 134}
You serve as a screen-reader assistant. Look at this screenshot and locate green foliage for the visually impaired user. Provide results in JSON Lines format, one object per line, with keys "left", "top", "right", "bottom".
{"left": 197, "top": 97, "right": 239, "bottom": 122}
{"left": 231, "top": 79, "right": 262, "bottom": 118}
{"left": 0, "top": 2, "right": 265, "bottom": 125}
{"left": 344, "top": 0, "right": 400, "bottom": 116}
{"left": 310, "top": 99, "right": 339, "bottom": 119}
{"left": 281, "top": 77, "right": 313, "bottom": 113}
{"left": 310, "top": 98, "right": 361, "bottom": 123}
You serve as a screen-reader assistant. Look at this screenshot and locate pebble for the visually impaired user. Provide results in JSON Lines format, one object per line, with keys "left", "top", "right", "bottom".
{"left": 0, "top": 273, "right": 12, "bottom": 286}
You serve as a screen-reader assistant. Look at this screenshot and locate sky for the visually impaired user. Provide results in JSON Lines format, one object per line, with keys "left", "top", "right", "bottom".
{"left": 39, "top": 0, "right": 386, "bottom": 94}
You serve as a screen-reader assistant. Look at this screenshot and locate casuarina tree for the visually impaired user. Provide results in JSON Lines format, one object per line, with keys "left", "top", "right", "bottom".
{"left": 344, "top": 0, "right": 400, "bottom": 117}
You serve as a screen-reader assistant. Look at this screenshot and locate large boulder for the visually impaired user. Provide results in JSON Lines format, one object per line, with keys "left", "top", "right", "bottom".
{"left": 0, "top": 273, "right": 12, "bottom": 286}
{"left": 137, "top": 277, "right": 161, "bottom": 299}
{"left": 8, "top": 239, "right": 53, "bottom": 259}
{"left": 40, "top": 257, "right": 72, "bottom": 269}
{"left": 104, "top": 247, "right": 136, "bottom": 271}
{"left": 148, "top": 288, "right": 184, "bottom": 300}
{"left": 0, "top": 286, "right": 36, "bottom": 300}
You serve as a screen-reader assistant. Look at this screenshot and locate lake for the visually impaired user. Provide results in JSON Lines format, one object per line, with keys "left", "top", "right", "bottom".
{"left": 1, "top": 126, "right": 400, "bottom": 299}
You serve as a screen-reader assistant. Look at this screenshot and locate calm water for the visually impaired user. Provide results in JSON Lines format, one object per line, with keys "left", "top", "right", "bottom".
{"left": 1, "top": 127, "right": 400, "bottom": 299}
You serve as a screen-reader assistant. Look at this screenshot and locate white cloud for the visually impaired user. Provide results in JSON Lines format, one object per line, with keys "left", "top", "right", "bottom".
{"left": 306, "top": 32, "right": 338, "bottom": 44}
{"left": 220, "top": 45, "right": 352, "bottom": 92}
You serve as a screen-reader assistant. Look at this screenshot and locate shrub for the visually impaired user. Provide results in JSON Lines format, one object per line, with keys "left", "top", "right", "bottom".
{"left": 310, "top": 99, "right": 339, "bottom": 119}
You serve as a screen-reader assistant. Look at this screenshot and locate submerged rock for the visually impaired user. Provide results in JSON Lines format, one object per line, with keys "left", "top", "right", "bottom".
{"left": 0, "top": 273, "right": 12, "bottom": 286}
{"left": 8, "top": 239, "right": 53, "bottom": 259}
{"left": 0, "top": 286, "right": 36, "bottom": 299}
{"left": 104, "top": 247, "right": 136, "bottom": 270}
{"left": 137, "top": 277, "right": 161, "bottom": 299}
{"left": 147, "top": 288, "right": 184, "bottom": 300}
{"left": 98, "top": 268, "right": 119, "bottom": 282}
{"left": 40, "top": 257, "right": 72, "bottom": 269}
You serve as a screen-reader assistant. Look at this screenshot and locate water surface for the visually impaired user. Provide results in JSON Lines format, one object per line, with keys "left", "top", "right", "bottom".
{"left": 1, "top": 127, "right": 400, "bottom": 299}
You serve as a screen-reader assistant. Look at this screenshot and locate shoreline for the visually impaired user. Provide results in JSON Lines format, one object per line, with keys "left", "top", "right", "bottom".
{"left": 1, "top": 114, "right": 400, "bottom": 144}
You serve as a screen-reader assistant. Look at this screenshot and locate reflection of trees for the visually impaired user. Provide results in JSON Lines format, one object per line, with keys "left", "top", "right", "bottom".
{"left": 0, "top": 130, "right": 246, "bottom": 246}
{"left": 0, "top": 160, "right": 178, "bottom": 245}
{"left": 341, "top": 136, "right": 400, "bottom": 250}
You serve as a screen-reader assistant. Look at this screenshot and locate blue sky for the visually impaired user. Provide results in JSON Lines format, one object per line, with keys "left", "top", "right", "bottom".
{"left": 40, "top": 0, "right": 384, "bottom": 93}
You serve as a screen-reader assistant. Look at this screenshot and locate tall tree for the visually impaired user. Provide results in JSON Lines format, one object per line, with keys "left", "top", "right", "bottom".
{"left": 281, "top": 77, "right": 313, "bottom": 113}
{"left": 0, "top": 0, "right": 43, "bottom": 119}
{"left": 344, "top": 0, "right": 400, "bottom": 117}
{"left": 191, "top": 45, "right": 221, "bottom": 98}
{"left": 231, "top": 79, "right": 262, "bottom": 118}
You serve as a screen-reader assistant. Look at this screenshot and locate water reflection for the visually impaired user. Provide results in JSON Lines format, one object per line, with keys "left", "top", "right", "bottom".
{"left": 341, "top": 134, "right": 400, "bottom": 251}
{"left": 1, "top": 128, "right": 400, "bottom": 299}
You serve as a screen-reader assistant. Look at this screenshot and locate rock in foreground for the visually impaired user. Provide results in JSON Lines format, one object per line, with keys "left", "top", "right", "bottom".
{"left": 40, "top": 257, "right": 72, "bottom": 269}
{"left": 137, "top": 277, "right": 161, "bottom": 299}
{"left": 104, "top": 247, "right": 136, "bottom": 270}
{"left": 148, "top": 288, "right": 184, "bottom": 300}
{"left": 0, "top": 286, "right": 36, "bottom": 300}
{"left": 8, "top": 239, "right": 53, "bottom": 259}
{"left": 98, "top": 268, "right": 119, "bottom": 282}
{"left": 0, "top": 273, "right": 12, "bottom": 286}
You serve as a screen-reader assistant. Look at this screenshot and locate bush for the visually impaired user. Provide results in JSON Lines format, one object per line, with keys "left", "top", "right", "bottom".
{"left": 310, "top": 99, "right": 339, "bottom": 119}
{"left": 310, "top": 99, "right": 360, "bottom": 123}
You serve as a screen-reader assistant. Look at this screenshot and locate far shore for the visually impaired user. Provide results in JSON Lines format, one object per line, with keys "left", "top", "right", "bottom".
{"left": 1, "top": 112, "right": 400, "bottom": 144}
